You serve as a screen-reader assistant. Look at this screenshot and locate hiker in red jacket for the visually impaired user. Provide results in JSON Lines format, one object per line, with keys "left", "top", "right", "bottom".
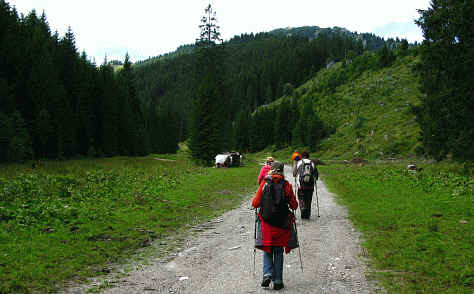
{"left": 252, "top": 161, "right": 298, "bottom": 290}
{"left": 257, "top": 156, "right": 274, "bottom": 185}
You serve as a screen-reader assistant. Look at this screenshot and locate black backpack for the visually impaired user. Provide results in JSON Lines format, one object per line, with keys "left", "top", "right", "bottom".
{"left": 299, "top": 159, "right": 315, "bottom": 187}
{"left": 260, "top": 177, "right": 289, "bottom": 228}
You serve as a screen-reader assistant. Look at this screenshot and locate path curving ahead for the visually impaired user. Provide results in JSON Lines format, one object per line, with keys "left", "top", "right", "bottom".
{"left": 66, "top": 166, "right": 383, "bottom": 294}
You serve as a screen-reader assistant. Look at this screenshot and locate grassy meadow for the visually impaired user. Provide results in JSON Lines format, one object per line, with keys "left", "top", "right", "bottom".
{"left": 320, "top": 161, "right": 473, "bottom": 293}
{"left": 0, "top": 154, "right": 260, "bottom": 293}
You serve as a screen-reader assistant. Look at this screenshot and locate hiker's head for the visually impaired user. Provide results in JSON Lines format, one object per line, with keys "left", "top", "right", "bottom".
{"left": 292, "top": 151, "right": 301, "bottom": 161}
{"left": 270, "top": 161, "right": 284, "bottom": 175}
{"left": 266, "top": 157, "right": 274, "bottom": 165}
{"left": 301, "top": 150, "right": 310, "bottom": 159}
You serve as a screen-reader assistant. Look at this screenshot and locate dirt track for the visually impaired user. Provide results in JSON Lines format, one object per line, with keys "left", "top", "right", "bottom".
{"left": 65, "top": 165, "right": 384, "bottom": 293}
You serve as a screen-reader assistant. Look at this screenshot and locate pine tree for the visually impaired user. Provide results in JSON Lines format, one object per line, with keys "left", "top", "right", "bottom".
{"left": 117, "top": 53, "right": 138, "bottom": 155}
{"left": 233, "top": 109, "right": 250, "bottom": 151}
{"left": 190, "top": 4, "right": 227, "bottom": 164}
{"left": 378, "top": 45, "right": 395, "bottom": 67}
{"left": 415, "top": 0, "right": 474, "bottom": 160}
{"left": 308, "top": 112, "right": 325, "bottom": 151}
{"left": 35, "top": 108, "right": 53, "bottom": 158}
{"left": 0, "top": 111, "right": 11, "bottom": 161}
{"left": 7, "top": 110, "right": 33, "bottom": 162}
{"left": 274, "top": 98, "right": 291, "bottom": 148}
{"left": 197, "top": 4, "right": 222, "bottom": 47}
{"left": 98, "top": 61, "right": 119, "bottom": 156}
{"left": 295, "top": 98, "right": 313, "bottom": 146}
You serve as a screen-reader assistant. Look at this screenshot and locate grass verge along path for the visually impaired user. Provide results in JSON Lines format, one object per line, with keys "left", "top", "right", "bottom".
{"left": 320, "top": 163, "right": 472, "bottom": 294}
{"left": 0, "top": 155, "right": 259, "bottom": 293}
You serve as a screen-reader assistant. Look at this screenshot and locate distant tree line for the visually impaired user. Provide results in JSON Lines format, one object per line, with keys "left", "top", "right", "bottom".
{"left": 268, "top": 25, "right": 408, "bottom": 50}
{"left": 0, "top": 1, "right": 179, "bottom": 162}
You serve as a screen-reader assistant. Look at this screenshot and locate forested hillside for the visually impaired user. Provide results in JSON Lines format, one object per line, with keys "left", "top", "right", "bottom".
{"left": 132, "top": 28, "right": 396, "bottom": 146}
{"left": 269, "top": 25, "right": 406, "bottom": 50}
{"left": 230, "top": 44, "right": 421, "bottom": 158}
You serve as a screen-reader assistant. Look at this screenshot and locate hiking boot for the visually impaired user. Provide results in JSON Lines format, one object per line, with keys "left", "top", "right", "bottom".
{"left": 273, "top": 282, "right": 284, "bottom": 290}
{"left": 261, "top": 276, "right": 271, "bottom": 287}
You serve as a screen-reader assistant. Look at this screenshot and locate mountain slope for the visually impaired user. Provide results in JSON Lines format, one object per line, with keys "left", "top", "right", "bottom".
{"left": 269, "top": 26, "right": 402, "bottom": 50}
{"left": 303, "top": 54, "right": 421, "bottom": 159}
{"left": 251, "top": 50, "right": 422, "bottom": 160}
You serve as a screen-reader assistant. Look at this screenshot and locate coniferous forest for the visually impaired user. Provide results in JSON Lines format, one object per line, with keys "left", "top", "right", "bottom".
{"left": 0, "top": 1, "right": 179, "bottom": 163}
{"left": 0, "top": 0, "right": 472, "bottom": 164}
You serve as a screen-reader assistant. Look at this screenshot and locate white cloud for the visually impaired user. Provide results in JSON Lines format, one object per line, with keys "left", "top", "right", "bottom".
{"left": 373, "top": 21, "right": 423, "bottom": 43}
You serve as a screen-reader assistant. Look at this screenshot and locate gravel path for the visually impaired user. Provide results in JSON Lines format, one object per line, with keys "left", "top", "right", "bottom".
{"left": 66, "top": 166, "right": 383, "bottom": 294}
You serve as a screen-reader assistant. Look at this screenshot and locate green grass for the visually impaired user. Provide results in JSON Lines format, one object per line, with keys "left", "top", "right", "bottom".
{"left": 0, "top": 154, "right": 260, "bottom": 293}
{"left": 320, "top": 162, "right": 473, "bottom": 293}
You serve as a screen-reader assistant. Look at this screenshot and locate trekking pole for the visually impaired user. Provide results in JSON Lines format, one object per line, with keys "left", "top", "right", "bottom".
{"left": 315, "top": 181, "right": 320, "bottom": 217}
{"left": 292, "top": 210, "right": 304, "bottom": 273}
{"left": 292, "top": 161, "right": 296, "bottom": 195}
{"left": 253, "top": 208, "right": 257, "bottom": 275}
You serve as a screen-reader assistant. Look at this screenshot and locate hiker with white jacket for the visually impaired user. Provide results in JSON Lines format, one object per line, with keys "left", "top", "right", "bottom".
{"left": 293, "top": 150, "right": 318, "bottom": 219}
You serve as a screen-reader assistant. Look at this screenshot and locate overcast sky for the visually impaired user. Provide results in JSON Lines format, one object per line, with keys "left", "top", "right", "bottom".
{"left": 9, "top": 0, "right": 430, "bottom": 64}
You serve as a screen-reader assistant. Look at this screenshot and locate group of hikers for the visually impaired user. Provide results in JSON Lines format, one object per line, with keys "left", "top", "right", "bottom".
{"left": 252, "top": 151, "right": 319, "bottom": 290}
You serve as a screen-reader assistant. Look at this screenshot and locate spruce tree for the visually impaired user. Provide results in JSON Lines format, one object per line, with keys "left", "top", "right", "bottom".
{"left": 98, "top": 61, "right": 119, "bottom": 156}
{"left": 233, "top": 109, "right": 250, "bottom": 151}
{"left": 7, "top": 111, "right": 33, "bottom": 162}
{"left": 35, "top": 108, "right": 53, "bottom": 158}
{"left": 415, "top": 0, "right": 474, "bottom": 160}
{"left": 274, "top": 98, "right": 291, "bottom": 148}
{"left": 190, "top": 4, "right": 227, "bottom": 164}
{"left": 0, "top": 111, "right": 11, "bottom": 161}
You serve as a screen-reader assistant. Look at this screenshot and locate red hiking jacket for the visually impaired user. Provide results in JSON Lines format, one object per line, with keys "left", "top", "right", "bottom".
{"left": 252, "top": 174, "right": 298, "bottom": 253}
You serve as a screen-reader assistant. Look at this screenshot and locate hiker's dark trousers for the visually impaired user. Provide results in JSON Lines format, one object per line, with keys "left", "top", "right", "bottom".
{"left": 297, "top": 189, "right": 313, "bottom": 219}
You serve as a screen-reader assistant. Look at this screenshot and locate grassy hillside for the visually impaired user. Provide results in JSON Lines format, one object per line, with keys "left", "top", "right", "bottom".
{"left": 298, "top": 54, "right": 422, "bottom": 160}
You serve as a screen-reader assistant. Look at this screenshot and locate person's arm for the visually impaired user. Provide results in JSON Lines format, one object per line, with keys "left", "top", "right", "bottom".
{"left": 285, "top": 181, "right": 298, "bottom": 210}
{"left": 252, "top": 181, "right": 265, "bottom": 208}
{"left": 292, "top": 161, "right": 299, "bottom": 177}
{"left": 257, "top": 165, "right": 268, "bottom": 185}
{"left": 311, "top": 161, "right": 319, "bottom": 180}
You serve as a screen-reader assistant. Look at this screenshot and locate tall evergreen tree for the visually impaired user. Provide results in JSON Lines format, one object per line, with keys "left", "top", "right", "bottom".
{"left": 7, "top": 110, "right": 33, "bottom": 162}
{"left": 378, "top": 45, "right": 395, "bottom": 68}
{"left": 274, "top": 98, "right": 292, "bottom": 148}
{"left": 0, "top": 111, "right": 11, "bottom": 161}
{"left": 233, "top": 109, "right": 250, "bottom": 151}
{"left": 35, "top": 108, "right": 53, "bottom": 158}
{"left": 190, "top": 4, "right": 227, "bottom": 164}
{"left": 415, "top": 0, "right": 474, "bottom": 160}
{"left": 197, "top": 4, "right": 222, "bottom": 46}
{"left": 98, "top": 62, "right": 119, "bottom": 156}
{"left": 117, "top": 53, "right": 139, "bottom": 155}
{"left": 308, "top": 111, "right": 325, "bottom": 151}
